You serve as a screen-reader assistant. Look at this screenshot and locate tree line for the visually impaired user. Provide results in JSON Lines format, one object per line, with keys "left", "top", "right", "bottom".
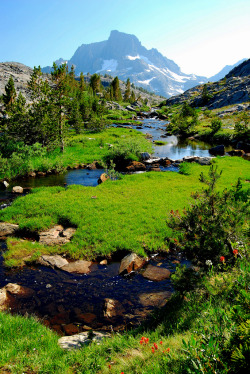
{"left": 0, "top": 64, "right": 137, "bottom": 155}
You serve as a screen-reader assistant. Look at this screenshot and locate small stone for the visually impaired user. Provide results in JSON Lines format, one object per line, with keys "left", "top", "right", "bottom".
{"left": 100, "top": 259, "right": 108, "bottom": 265}
{"left": 119, "top": 253, "right": 146, "bottom": 274}
{"left": 61, "top": 260, "right": 93, "bottom": 274}
{"left": 104, "top": 298, "right": 125, "bottom": 318}
{"left": 12, "top": 186, "right": 23, "bottom": 193}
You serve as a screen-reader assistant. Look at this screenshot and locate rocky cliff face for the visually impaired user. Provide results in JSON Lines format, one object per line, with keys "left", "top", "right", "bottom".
{"left": 43, "top": 30, "right": 208, "bottom": 98}
{"left": 164, "top": 59, "right": 250, "bottom": 109}
{"left": 0, "top": 62, "right": 34, "bottom": 102}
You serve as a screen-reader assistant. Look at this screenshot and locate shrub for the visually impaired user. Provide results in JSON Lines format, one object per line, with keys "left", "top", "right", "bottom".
{"left": 209, "top": 117, "right": 222, "bottom": 133}
{"left": 168, "top": 165, "right": 249, "bottom": 268}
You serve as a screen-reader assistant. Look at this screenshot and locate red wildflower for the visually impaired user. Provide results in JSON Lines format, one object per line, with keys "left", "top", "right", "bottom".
{"left": 233, "top": 249, "right": 238, "bottom": 256}
{"left": 153, "top": 343, "right": 158, "bottom": 350}
{"left": 160, "top": 341, "right": 163, "bottom": 345}
{"left": 151, "top": 347, "right": 155, "bottom": 353}
{"left": 145, "top": 337, "right": 149, "bottom": 344}
{"left": 166, "top": 347, "right": 170, "bottom": 352}
{"left": 140, "top": 340, "right": 143, "bottom": 345}
{"left": 108, "top": 365, "right": 111, "bottom": 369}
{"left": 220, "top": 256, "right": 225, "bottom": 263}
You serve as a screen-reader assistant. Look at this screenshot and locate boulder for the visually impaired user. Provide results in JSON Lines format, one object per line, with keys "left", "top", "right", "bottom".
{"left": 236, "top": 142, "right": 250, "bottom": 153}
{"left": 139, "top": 291, "right": 172, "bottom": 307}
{"left": 37, "top": 171, "right": 46, "bottom": 177}
{"left": 195, "top": 157, "right": 213, "bottom": 165}
{"left": 103, "top": 298, "right": 125, "bottom": 318}
{"left": 125, "top": 161, "right": 146, "bottom": 172}
{"left": 61, "top": 260, "right": 93, "bottom": 274}
{"left": 87, "top": 161, "right": 102, "bottom": 170}
{"left": 58, "top": 331, "right": 110, "bottom": 350}
{"left": 142, "top": 265, "right": 171, "bottom": 281}
{"left": 209, "top": 145, "right": 225, "bottom": 156}
{"left": 0, "top": 222, "right": 19, "bottom": 238}
{"left": 119, "top": 253, "right": 146, "bottom": 274}
{"left": 75, "top": 312, "right": 97, "bottom": 324}
{"left": 38, "top": 255, "right": 69, "bottom": 269}
{"left": 12, "top": 186, "right": 23, "bottom": 193}
{"left": 98, "top": 173, "right": 110, "bottom": 184}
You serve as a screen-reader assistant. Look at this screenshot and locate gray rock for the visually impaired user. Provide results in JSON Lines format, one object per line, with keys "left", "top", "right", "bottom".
{"left": 0, "top": 222, "right": 19, "bottom": 237}
{"left": 61, "top": 260, "right": 93, "bottom": 274}
{"left": 38, "top": 255, "right": 69, "bottom": 269}
{"left": 39, "top": 225, "right": 76, "bottom": 245}
{"left": 58, "top": 331, "right": 110, "bottom": 350}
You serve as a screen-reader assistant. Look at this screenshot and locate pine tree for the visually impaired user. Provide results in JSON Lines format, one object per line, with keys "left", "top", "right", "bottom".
{"left": 111, "top": 76, "right": 122, "bottom": 101}
{"left": 2, "top": 76, "right": 16, "bottom": 110}
{"left": 124, "top": 78, "right": 131, "bottom": 102}
{"left": 79, "top": 72, "right": 85, "bottom": 91}
{"left": 90, "top": 74, "right": 101, "bottom": 94}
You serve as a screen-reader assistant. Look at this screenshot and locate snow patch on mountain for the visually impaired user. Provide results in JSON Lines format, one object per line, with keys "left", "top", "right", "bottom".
{"left": 96, "top": 59, "right": 118, "bottom": 73}
{"left": 138, "top": 77, "right": 156, "bottom": 85}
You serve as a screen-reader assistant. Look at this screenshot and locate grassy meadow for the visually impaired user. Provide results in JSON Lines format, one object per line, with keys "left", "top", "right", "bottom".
{"left": 1, "top": 157, "right": 249, "bottom": 266}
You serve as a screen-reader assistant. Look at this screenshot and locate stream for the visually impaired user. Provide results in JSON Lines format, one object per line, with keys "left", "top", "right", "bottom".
{"left": 0, "top": 119, "right": 224, "bottom": 334}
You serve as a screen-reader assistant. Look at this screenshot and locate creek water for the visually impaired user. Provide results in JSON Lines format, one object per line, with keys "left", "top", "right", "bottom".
{"left": 0, "top": 119, "right": 217, "bottom": 333}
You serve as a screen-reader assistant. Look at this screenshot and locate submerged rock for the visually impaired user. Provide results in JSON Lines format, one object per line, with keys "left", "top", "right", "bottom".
{"left": 142, "top": 265, "right": 171, "bottom": 281}
{"left": 104, "top": 298, "right": 125, "bottom": 318}
{"left": 119, "top": 253, "right": 147, "bottom": 274}
{"left": 139, "top": 291, "right": 172, "bottom": 307}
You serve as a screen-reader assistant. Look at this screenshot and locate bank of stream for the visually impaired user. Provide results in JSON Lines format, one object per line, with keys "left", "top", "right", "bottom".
{"left": 0, "top": 118, "right": 227, "bottom": 335}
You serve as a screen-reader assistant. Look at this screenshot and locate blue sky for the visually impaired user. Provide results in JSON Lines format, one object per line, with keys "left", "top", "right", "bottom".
{"left": 1, "top": 0, "right": 249, "bottom": 77}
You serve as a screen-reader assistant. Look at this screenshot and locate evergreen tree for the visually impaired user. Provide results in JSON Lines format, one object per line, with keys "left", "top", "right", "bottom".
{"left": 124, "top": 78, "right": 131, "bottom": 102}
{"left": 111, "top": 76, "right": 122, "bottom": 101}
{"left": 2, "top": 76, "right": 16, "bottom": 110}
{"left": 50, "top": 62, "right": 70, "bottom": 152}
{"left": 79, "top": 72, "right": 85, "bottom": 91}
{"left": 130, "top": 90, "right": 136, "bottom": 103}
{"left": 90, "top": 73, "right": 101, "bottom": 94}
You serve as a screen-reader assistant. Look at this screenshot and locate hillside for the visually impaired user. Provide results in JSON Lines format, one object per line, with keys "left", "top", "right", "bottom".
{"left": 164, "top": 59, "right": 250, "bottom": 109}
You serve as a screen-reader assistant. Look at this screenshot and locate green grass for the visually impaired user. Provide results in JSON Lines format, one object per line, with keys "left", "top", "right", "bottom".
{"left": 153, "top": 140, "right": 168, "bottom": 146}
{"left": 1, "top": 158, "right": 249, "bottom": 266}
{"left": 0, "top": 127, "right": 152, "bottom": 180}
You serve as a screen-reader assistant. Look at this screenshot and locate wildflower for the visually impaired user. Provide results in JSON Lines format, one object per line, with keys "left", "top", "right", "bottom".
{"left": 233, "top": 249, "right": 238, "bottom": 256}
{"left": 153, "top": 343, "right": 158, "bottom": 350}
{"left": 205, "top": 260, "right": 213, "bottom": 267}
{"left": 220, "top": 256, "right": 225, "bottom": 263}
{"left": 151, "top": 347, "right": 155, "bottom": 353}
{"left": 145, "top": 337, "right": 149, "bottom": 344}
{"left": 160, "top": 341, "right": 163, "bottom": 345}
{"left": 139, "top": 340, "right": 143, "bottom": 345}
{"left": 108, "top": 365, "right": 111, "bottom": 369}
{"left": 166, "top": 348, "right": 170, "bottom": 353}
